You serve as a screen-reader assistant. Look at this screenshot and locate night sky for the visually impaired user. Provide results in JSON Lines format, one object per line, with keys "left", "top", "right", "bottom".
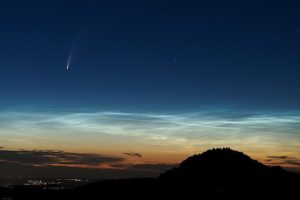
{"left": 0, "top": 0, "right": 300, "bottom": 178}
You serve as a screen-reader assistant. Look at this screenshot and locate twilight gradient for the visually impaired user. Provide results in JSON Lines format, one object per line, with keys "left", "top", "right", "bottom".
{"left": 1, "top": 0, "right": 300, "bottom": 177}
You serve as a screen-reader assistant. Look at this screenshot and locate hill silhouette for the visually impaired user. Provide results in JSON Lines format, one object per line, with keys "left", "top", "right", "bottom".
{"left": 160, "top": 148, "right": 284, "bottom": 181}
{"left": 72, "top": 148, "right": 299, "bottom": 199}
{"left": 156, "top": 148, "right": 299, "bottom": 199}
{"left": 3, "top": 148, "right": 300, "bottom": 199}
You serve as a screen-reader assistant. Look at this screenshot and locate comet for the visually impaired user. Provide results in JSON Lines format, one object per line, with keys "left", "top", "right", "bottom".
{"left": 66, "top": 48, "right": 74, "bottom": 70}
{"left": 66, "top": 56, "right": 71, "bottom": 70}
{"left": 66, "top": 39, "right": 78, "bottom": 70}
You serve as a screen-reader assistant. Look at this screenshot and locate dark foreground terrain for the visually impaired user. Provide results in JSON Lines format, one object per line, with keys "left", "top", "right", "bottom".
{"left": 1, "top": 148, "right": 299, "bottom": 199}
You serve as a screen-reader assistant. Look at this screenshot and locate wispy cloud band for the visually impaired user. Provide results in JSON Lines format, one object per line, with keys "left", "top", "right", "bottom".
{"left": 0, "top": 109, "right": 300, "bottom": 156}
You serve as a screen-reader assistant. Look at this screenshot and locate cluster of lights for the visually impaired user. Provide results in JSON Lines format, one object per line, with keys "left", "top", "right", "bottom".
{"left": 23, "top": 178, "right": 88, "bottom": 187}
{"left": 24, "top": 180, "right": 48, "bottom": 186}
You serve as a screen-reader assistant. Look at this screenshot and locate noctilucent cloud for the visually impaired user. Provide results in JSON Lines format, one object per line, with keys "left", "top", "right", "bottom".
{"left": 0, "top": 0, "right": 300, "bottom": 177}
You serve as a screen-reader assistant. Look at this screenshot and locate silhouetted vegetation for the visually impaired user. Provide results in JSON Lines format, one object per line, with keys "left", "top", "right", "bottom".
{"left": 1, "top": 148, "right": 299, "bottom": 199}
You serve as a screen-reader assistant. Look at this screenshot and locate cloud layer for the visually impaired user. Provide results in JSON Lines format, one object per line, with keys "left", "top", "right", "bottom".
{"left": 266, "top": 155, "right": 300, "bottom": 168}
{"left": 1, "top": 109, "right": 300, "bottom": 148}
{"left": 0, "top": 148, "right": 175, "bottom": 178}
{"left": 0, "top": 109, "right": 300, "bottom": 173}
{"left": 0, "top": 149, "right": 123, "bottom": 167}
{"left": 123, "top": 152, "right": 142, "bottom": 158}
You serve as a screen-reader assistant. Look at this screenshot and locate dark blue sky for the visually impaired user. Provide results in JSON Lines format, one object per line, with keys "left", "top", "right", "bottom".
{"left": 1, "top": 0, "right": 300, "bottom": 112}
